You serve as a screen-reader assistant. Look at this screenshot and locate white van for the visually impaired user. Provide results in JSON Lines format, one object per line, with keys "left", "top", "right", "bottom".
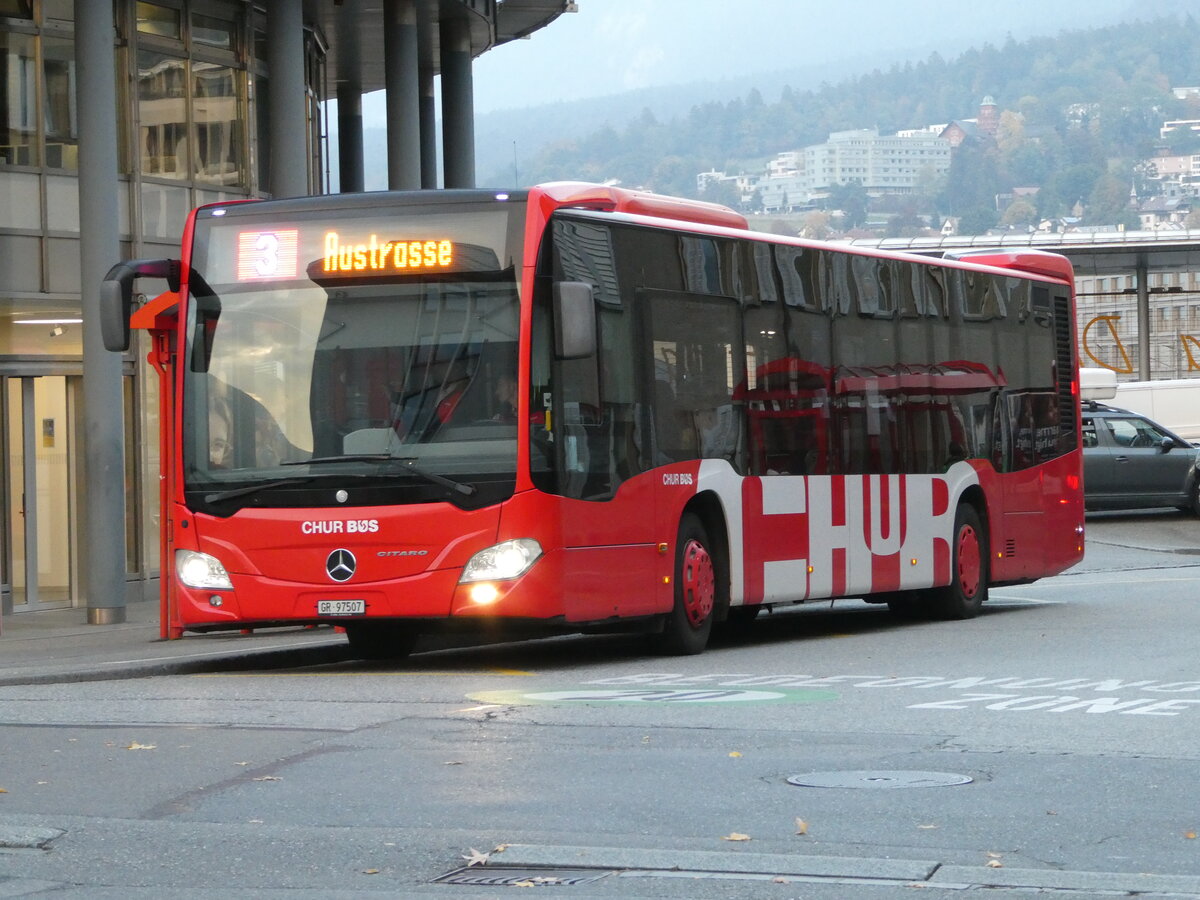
{"left": 1078, "top": 368, "right": 1200, "bottom": 442}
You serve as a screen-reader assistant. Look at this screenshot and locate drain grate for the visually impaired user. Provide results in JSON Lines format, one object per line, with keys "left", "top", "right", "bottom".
{"left": 433, "top": 866, "right": 615, "bottom": 886}
{"left": 787, "top": 770, "right": 973, "bottom": 789}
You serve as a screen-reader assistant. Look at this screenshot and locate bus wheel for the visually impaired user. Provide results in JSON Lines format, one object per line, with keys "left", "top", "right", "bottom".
{"left": 930, "top": 505, "right": 988, "bottom": 620}
{"left": 344, "top": 622, "right": 419, "bottom": 660}
{"left": 658, "top": 513, "right": 717, "bottom": 655}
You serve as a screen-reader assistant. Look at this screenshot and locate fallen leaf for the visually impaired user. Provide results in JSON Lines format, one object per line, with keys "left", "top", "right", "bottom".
{"left": 362, "top": 868, "right": 379, "bottom": 875}
{"left": 463, "top": 848, "right": 490, "bottom": 867}
{"left": 729, "top": 751, "right": 742, "bottom": 758}
{"left": 252, "top": 775, "right": 282, "bottom": 782}
{"left": 235, "top": 761, "right": 250, "bottom": 766}
{"left": 492, "top": 843, "right": 509, "bottom": 853}
{"left": 772, "top": 877, "right": 789, "bottom": 884}
{"left": 443, "top": 760, "right": 464, "bottom": 766}
{"left": 987, "top": 860, "right": 1003, "bottom": 868}
{"left": 1187, "top": 831, "right": 1197, "bottom": 840}
{"left": 125, "top": 742, "right": 156, "bottom": 751}
{"left": 513, "top": 881, "right": 535, "bottom": 888}
{"left": 0, "top": 788, "right": 8, "bottom": 793}
{"left": 723, "top": 832, "right": 751, "bottom": 842}
{"left": 986, "top": 852, "right": 1003, "bottom": 859}
{"left": 36, "top": 781, "right": 48, "bottom": 785}
{"left": 917, "top": 824, "right": 938, "bottom": 830}
{"left": 794, "top": 818, "right": 809, "bottom": 835}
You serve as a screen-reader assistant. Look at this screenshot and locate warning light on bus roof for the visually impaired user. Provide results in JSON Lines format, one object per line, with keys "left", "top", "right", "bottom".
{"left": 323, "top": 231, "right": 452, "bottom": 274}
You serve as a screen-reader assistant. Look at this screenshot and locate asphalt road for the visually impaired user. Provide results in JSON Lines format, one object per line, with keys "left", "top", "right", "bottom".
{"left": 1, "top": 509, "right": 1198, "bottom": 898}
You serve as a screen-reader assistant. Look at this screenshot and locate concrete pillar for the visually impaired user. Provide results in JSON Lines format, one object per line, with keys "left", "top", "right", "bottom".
{"left": 75, "top": 0, "right": 126, "bottom": 624}
{"left": 266, "top": 0, "right": 308, "bottom": 198}
{"left": 1136, "top": 254, "right": 1151, "bottom": 380}
{"left": 337, "top": 82, "right": 365, "bottom": 193}
{"left": 384, "top": 0, "right": 421, "bottom": 190}
{"left": 440, "top": 16, "right": 475, "bottom": 188}
{"left": 420, "top": 68, "right": 438, "bottom": 189}
{"left": 336, "top": 6, "right": 364, "bottom": 193}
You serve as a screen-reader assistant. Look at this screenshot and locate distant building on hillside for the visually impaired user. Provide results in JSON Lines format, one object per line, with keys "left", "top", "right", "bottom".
{"left": 802, "top": 128, "right": 950, "bottom": 198}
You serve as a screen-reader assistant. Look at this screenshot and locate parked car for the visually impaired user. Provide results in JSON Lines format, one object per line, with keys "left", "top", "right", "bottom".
{"left": 1082, "top": 403, "right": 1200, "bottom": 513}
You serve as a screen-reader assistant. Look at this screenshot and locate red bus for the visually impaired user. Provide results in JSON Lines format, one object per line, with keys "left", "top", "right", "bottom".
{"left": 102, "top": 182, "right": 1084, "bottom": 657}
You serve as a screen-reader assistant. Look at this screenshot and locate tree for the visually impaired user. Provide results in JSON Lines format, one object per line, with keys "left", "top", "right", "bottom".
{"left": 801, "top": 211, "right": 832, "bottom": 239}
{"left": 827, "top": 182, "right": 868, "bottom": 228}
{"left": 886, "top": 212, "right": 927, "bottom": 238}
{"left": 1085, "top": 172, "right": 1133, "bottom": 225}
{"left": 1000, "top": 198, "right": 1038, "bottom": 227}
{"left": 701, "top": 178, "right": 741, "bottom": 209}
{"left": 996, "top": 110, "right": 1026, "bottom": 156}
{"left": 940, "top": 136, "right": 1003, "bottom": 219}
{"left": 958, "top": 205, "right": 999, "bottom": 235}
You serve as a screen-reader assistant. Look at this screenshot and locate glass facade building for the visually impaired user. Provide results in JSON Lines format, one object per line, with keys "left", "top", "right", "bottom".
{"left": 0, "top": 0, "right": 566, "bottom": 623}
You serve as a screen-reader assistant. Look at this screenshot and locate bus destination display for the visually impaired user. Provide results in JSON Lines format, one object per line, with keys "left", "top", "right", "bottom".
{"left": 234, "top": 228, "right": 459, "bottom": 282}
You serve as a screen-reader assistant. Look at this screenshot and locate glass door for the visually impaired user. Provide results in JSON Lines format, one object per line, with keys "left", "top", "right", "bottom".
{"left": 5, "top": 376, "right": 75, "bottom": 611}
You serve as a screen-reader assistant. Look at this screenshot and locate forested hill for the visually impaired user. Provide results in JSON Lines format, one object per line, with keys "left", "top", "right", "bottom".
{"left": 485, "top": 13, "right": 1200, "bottom": 225}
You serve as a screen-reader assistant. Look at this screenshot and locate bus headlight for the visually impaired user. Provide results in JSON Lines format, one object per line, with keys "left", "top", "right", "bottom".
{"left": 459, "top": 538, "right": 543, "bottom": 583}
{"left": 176, "top": 549, "right": 233, "bottom": 590}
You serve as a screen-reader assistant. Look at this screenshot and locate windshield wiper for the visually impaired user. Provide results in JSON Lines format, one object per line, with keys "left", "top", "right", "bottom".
{"left": 282, "top": 454, "right": 478, "bottom": 497}
{"left": 204, "top": 476, "right": 314, "bottom": 504}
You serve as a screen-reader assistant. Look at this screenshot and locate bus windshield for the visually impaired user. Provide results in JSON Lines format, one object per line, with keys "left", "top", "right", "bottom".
{"left": 180, "top": 200, "right": 523, "bottom": 512}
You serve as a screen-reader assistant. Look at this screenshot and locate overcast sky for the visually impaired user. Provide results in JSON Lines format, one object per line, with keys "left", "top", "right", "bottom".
{"left": 463, "top": 0, "right": 1144, "bottom": 113}
{"left": 350, "top": 0, "right": 1167, "bottom": 185}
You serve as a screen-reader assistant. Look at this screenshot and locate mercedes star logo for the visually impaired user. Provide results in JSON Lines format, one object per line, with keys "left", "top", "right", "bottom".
{"left": 326, "top": 548, "right": 356, "bottom": 582}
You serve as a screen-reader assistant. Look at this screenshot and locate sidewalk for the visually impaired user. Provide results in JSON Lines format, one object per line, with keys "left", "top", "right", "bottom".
{"left": 0, "top": 600, "right": 349, "bottom": 686}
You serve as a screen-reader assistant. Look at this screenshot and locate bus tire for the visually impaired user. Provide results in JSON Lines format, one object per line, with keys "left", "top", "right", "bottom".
{"left": 344, "top": 622, "right": 419, "bottom": 660}
{"left": 929, "top": 504, "right": 988, "bottom": 620}
{"left": 657, "top": 513, "right": 718, "bottom": 655}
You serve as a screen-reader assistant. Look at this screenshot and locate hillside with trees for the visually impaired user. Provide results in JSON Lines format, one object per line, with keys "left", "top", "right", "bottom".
{"left": 488, "top": 14, "right": 1200, "bottom": 234}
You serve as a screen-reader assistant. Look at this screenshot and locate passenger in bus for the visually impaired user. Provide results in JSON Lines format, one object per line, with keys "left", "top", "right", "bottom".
{"left": 492, "top": 374, "right": 546, "bottom": 425}
{"left": 493, "top": 374, "right": 519, "bottom": 422}
{"left": 208, "top": 386, "right": 300, "bottom": 469}
{"left": 209, "top": 398, "right": 233, "bottom": 468}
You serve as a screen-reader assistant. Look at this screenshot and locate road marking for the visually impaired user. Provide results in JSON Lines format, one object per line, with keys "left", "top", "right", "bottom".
{"left": 195, "top": 667, "right": 535, "bottom": 678}
{"left": 581, "top": 673, "right": 1200, "bottom": 716}
{"left": 466, "top": 687, "right": 837, "bottom": 706}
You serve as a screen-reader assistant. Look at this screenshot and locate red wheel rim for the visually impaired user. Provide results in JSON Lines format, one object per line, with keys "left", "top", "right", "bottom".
{"left": 956, "top": 525, "right": 981, "bottom": 598}
{"left": 680, "top": 539, "right": 715, "bottom": 627}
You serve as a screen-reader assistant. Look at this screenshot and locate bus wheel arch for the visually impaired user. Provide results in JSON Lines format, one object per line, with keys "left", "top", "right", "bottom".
{"left": 656, "top": 495, "right": 729, "bottom": 655}
{"left": 930, "top": 489, "right": 990, "bottom": 620}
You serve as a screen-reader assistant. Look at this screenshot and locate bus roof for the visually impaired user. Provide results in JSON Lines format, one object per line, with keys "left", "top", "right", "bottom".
{"left": 534, "top": 181, "right": 749, "bottom": 231}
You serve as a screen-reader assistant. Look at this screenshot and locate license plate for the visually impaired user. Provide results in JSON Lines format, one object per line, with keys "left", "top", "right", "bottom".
{"left": 317, "top": 599, "right": 366, "bottom": 616}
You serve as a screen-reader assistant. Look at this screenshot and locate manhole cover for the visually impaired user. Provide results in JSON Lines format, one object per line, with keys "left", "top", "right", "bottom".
{"left": 433, "top": 866, "right": 614, "bottom": 886}
{"left": 787, "top": 770, "right": 973, "bottom": 789}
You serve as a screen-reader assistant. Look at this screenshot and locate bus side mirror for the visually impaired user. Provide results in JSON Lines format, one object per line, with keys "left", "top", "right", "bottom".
{"left": 100, "top": 258, "right": 179, "bottom": 351}
{"left": 553, "top": 281, "right": 596, "bottom": 360}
